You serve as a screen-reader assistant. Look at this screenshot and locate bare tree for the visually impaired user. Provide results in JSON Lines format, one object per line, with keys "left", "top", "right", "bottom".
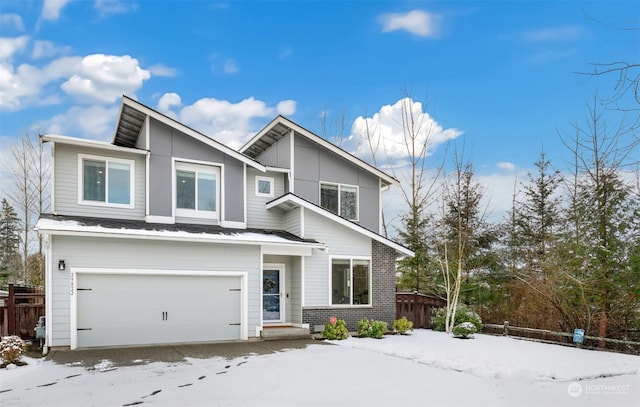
{"left": 2, "top": 131, "right": 50, "bottom": 285}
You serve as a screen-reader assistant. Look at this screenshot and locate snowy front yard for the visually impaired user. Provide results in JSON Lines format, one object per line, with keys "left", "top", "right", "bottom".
{"left": 1, "top": 330, "right": 638, "bottom": 406}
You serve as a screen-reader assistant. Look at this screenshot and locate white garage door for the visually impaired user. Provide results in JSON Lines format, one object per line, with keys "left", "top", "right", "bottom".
{"left": 76, "top": 273, "right": 242, "bottom": 348}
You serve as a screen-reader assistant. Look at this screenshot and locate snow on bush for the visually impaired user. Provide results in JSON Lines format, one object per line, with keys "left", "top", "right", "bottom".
{"left": 0, "top": 335, "right": 28, "bottom": 365}
{"left": 453, "top": 322, "right": 477, "bottom": 338}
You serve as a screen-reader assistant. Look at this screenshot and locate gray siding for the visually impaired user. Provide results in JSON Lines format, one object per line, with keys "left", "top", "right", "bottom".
{"left": 246, "top": 169, "right": 285, "bottom": 229}
{"left": 282, "top": 207, "right": 301, "bottom": 237}
{"left": 255, "top": 133, "right": 291, "bottom": 168}
{"left": 292, "top": 136, "right": 380, "bottom": 232}
{"left": 147, "top": 118, "right": 245, "bottom": 223}
{"left": 49, "top": 235, "right": 261, "bottom": 347}
{"left": 53, "top": 144, "right": 145, "bottom": 220}
{"left": 302, "top": 210, "right": 371, "bottom": 306}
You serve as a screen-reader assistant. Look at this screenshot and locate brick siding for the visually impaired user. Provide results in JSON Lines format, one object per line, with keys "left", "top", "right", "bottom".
{"left": 303, "top": 240, "right": 397, "bottom": 332}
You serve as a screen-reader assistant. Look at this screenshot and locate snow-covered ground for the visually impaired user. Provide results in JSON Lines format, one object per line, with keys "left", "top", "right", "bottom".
{"left": 1, "top": 330, "right": 638, "bottom": 406}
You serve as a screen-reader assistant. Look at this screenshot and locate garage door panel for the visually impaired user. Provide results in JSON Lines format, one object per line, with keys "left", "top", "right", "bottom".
{"left": 76, "top": 273, "right": 242, "bottom": 348}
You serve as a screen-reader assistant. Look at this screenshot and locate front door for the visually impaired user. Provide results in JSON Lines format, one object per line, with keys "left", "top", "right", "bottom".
{"left": 262, "top": 265, "right": 284, "bottom": 323}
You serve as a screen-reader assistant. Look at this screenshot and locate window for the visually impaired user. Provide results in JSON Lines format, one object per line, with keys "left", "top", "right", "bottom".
{"left": 80, "top": 155, "right": 134, "bottom": 207}
{"left": 320, "top": 182, "right": 358, "bottom": 221}
{"left": 175, "top": 162, "right": 220, "bottom": 219}
{"left": 255, "top": 176, "right": 274, "bottom": 197}
{"left": 331, "top": 258, "right": 370, "bottom": 305}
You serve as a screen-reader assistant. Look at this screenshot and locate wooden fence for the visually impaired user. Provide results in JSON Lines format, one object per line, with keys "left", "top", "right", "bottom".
{"left": 396, "top": 292, "right": 446, "bottom": 329}
{"left": 0, "top": 284, "right": 45, "bottom": 339}
{"left": 484, "top": 321, "right": 640, "bottom": 355}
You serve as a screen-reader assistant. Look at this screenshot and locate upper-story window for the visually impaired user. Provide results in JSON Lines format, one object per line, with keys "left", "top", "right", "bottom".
{"left": 320, "top": 182, "right": 358, "bottom": 221}
{"left": 79, "top": 154, "right": 134, "bottom": 208}
{"left": 175, "top": 162, "right": 220, "bottom": 220}
{"left": 255, "top": 176, "right": 274, "bottom": 198}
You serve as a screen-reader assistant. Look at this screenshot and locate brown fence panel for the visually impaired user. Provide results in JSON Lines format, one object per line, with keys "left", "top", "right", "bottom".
{"left": 396, "top": 292, "right": 446, "bottom": 329}
{"left": 0, "top": 284, "right": 45, "bottom": 339}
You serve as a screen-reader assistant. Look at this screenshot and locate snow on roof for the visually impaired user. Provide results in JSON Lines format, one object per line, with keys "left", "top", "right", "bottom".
{"left": 35, "top": 215, "right": 323, "bottom": 248}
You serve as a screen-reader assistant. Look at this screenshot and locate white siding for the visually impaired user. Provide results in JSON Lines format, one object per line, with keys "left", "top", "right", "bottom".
{"left": 302, "top": 210, "right": 371, "bottom": 306}
{"left": 53, "top": 144, "right": 146, "bottom": 220}
{"left": 49, "top": 235, "right": 261, "bottom": 347}
{"left": 246, "top": 168, "right": 285, "bottom": 229}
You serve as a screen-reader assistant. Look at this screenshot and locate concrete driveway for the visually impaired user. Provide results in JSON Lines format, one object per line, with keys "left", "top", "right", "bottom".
{"left": 45, "top": 338, "right": 322, "bottom": 368}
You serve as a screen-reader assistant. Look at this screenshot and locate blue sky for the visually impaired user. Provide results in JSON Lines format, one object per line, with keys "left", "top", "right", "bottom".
{"left": 0, "top": 0, "right": 638, "bottom": 222}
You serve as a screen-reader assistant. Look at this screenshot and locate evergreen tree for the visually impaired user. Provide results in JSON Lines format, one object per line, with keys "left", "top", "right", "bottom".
{"left": 0, "top": 199, "right": 21, "bottom": 288}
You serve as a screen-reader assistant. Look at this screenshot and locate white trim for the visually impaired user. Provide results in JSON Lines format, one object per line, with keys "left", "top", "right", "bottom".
{"left": 42, "top": 134, "right": 147, "bottom": 155}
{"left": 289, "top": 129, "right": 295, "bottom": 194}
{"left": 255, "top": 176, "right": 275, "bottom": 198}
{"left": 301, "top": 256, "right": 306, "bottom": 307}
{"left": 144, "top": 115, "right": 151, "bottom": 219}
{"left": 77, "top": 153, "right": 135, "bottom": 209}
{"left": 264, "top": 166, "right": 290, "bottom": 173}
{"left": 70, "top": 267, "right": 249, "bottom": 349}
{"left": 266, "top": 194, "right": 414, "bottom": 257}
{"left": 35, "top": 218, "right": 326, "bottom": 249}
{"left": 220, "top": 220, "right": 246, "bottom": 229}
{"left": 328, "top": 256, "right": 372, "bottom": 307}
{"left": 262, "top": 263, "right": 286, "bottom": 324}
{"left": 50, "top": 143, "right": 56, "bottom": 214}
{"left": 262, "top": 245, "right": 312, "bottom": 256}
{"left": 240, "top": 116, "right": 398, "bottom": 186}
{"left": 45, "top": 234, "right": 53, "bottom": 351}
{"left": 118, "top": 96, "right": 266, "bottom": 172}
{"left": 173, "top": 159, "right": 222, "bottom": 221}
{"left": 145, "top": 215, "right": 175, "bottom": 224}
{"left": 319, "top": 181, "right": 359, "bottom": 221}
{"left": 243, "top": 164, "right": 247, "bottom": 225}
{"left": 300, "top": 206, "right": 305, "bottom": 239}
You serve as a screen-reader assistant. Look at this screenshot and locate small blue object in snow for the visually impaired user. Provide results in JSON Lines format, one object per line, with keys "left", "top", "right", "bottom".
{"left": 573, "top": 328, "right": 585, "bottom": 344}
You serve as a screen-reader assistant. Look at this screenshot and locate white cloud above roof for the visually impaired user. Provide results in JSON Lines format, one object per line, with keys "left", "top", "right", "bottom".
{"left": 41, "top": 104, "right": 119, "bottom": 139}
{"left": 0, "top": 36, "right": 29, "bottom": 61}
{"left": 351, "top": 97, "right": 461, "bottom": 162}
{"left": 166, "top": 95, "right": 297, "bottom": 149}
{"left": 379, "top": 10, "right": 441, "bottom": 38}
{"left": 60, "top": 54, "right": 150, "bottom": 104}
{"left": 94, "top": 0, "right": 139, "bottom": 16}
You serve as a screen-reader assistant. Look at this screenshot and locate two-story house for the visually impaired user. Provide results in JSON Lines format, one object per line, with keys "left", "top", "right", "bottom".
{"left": 36, "top": 96, "right": 413, "bottom": 350}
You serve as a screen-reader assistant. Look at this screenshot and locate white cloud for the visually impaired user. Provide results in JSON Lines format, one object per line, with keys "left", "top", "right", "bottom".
{"left": 276, "top": 100, "right": 296, "bottom": 116}
{"left": 223, "top": 59, "right": 239, "bottom": 74}
{"left": 42, "top": 0, "right": 72, "bottom": 21}
{"left": 164, "top": 96, "right": 297, "bottom": 149}
{"left": 0, "top": 14, "right": 25, "bottom": 32}
{"left": 351, "top": 98, "right": 462, "bottom": 163}
{"left": 94, "top": 0, "right": 139, "bottom": 16}
{"left": 60, "top": 54, "right": 151, "bottom": 104}
{"left": 1, "top": 53, "right": 151, "bottom": 110}
{"left": 0, "top": 36, "right": 30, "bottom": 61}
{"left": 278, "top": 47, "right": 293, "bottom": 59}
{"left": 497, "top": 162, "right": 516, "bottom": 171}
{"left": 379, "top": 10, "right": 440, "bottom": 38}
{"left": 41, "top": 104, "right": 119, "bottom": 140}
{"left": 32, "top": 40, "right": 71, "bottom": 59}
{"left": 148, "top": 63, "right": 178, "bottom": 77}
{"left": 157, "top": 92, "right": 181, "bottom": 114}
{"left": 523, "top": 26, "right": 583, "bottom": 43}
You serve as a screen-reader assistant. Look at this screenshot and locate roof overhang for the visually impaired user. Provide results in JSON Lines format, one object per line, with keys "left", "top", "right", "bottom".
{"left": 40, "top": 134, "right": 148, "bottom": 155}
{"left": 266, "top": 193, "right": 414, "bottom": 257}
{"left": 113, "top": 96, "right": 267, "bottom": 172}
{"left": 35, "top": 217, "right": 325, "bottom": 252}
{"left": 240, "top": 115, "right": 400, "bottom": 187}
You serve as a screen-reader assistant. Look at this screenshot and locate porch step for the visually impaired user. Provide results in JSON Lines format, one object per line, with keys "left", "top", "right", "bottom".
{"left": 261, "top": 326, "right": 311, "bottom": 341}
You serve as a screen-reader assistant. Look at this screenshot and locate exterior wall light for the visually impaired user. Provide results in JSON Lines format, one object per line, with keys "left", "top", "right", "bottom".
{"left": 58, "top": 260, "right": 66, "bottom": 271}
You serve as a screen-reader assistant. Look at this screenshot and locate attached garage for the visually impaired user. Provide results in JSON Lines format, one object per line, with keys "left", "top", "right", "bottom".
{"left": 71, "top": 269, "right": 246, "bottom": 349}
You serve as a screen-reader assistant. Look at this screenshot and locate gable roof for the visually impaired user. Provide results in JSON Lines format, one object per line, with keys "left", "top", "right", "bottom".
{"left": 113, "top": 95, "right": 266, "bottom": 172}
{"left": 240, "top": 115, "right": 399, "bottom": 187}
{"left": 266, "top": 193, "right": 414, "bottom": 257}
